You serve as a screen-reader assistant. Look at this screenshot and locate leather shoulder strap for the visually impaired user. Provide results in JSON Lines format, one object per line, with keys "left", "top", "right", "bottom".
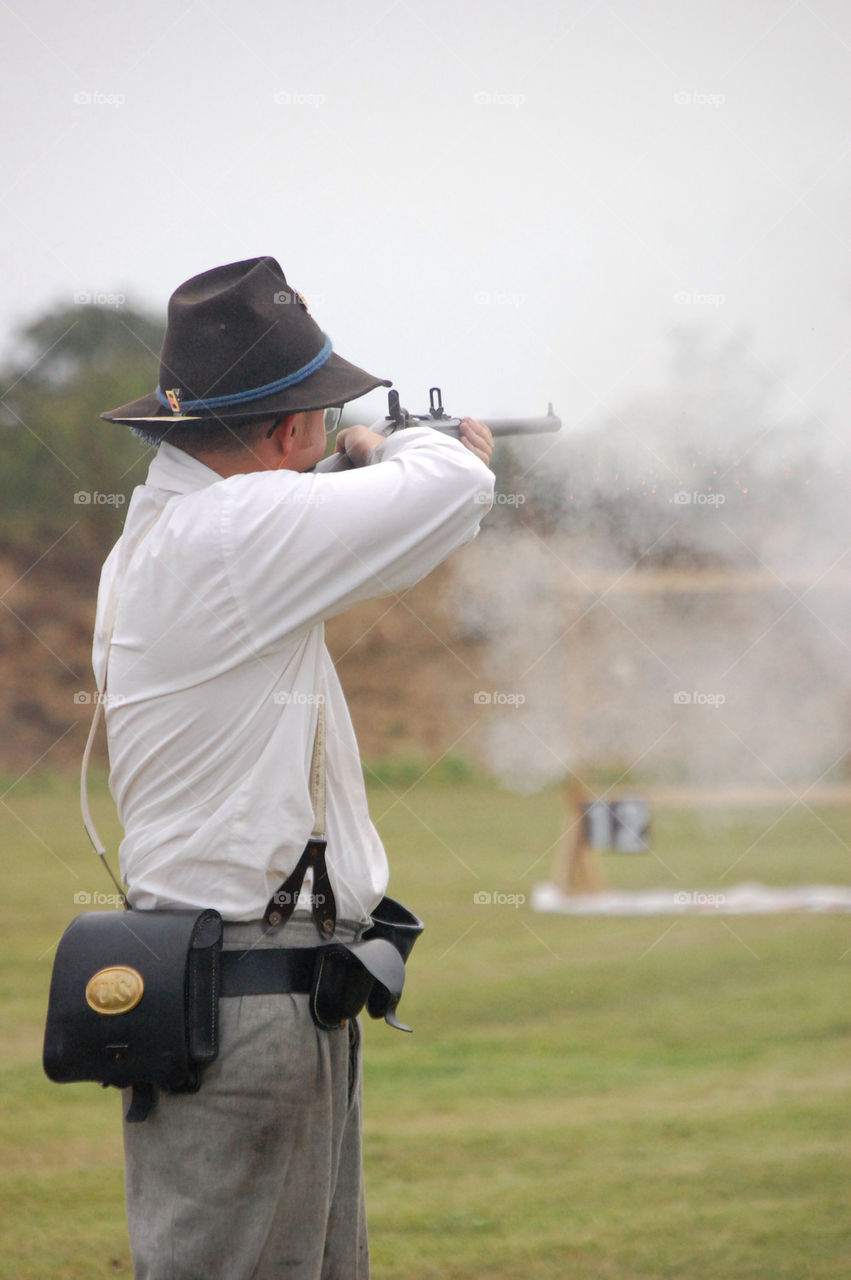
{"left": 80, "top": 502, "right": 168, "bottom": 898}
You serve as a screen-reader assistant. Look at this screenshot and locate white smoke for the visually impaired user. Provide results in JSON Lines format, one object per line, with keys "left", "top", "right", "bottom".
{"left": 451, "top": 329, "right": 850, "bottom": 791}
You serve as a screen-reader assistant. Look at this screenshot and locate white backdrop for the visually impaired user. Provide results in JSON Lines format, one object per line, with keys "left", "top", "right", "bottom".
{"left": 0, "top": 0, "right": 847, "bottom": 433}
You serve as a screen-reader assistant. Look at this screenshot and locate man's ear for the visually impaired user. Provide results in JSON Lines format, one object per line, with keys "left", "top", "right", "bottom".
{"left": 271, "top": 413, "right": 299, "bottom": 462}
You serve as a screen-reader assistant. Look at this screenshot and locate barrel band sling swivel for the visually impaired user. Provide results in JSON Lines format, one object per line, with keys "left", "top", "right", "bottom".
{"left": 43, "top": 529, "right": 422, "bottom": 1120}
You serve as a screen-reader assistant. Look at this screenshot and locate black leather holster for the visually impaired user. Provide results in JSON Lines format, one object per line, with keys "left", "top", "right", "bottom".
{"left": 308, "top": 897, "right": 425, "bottom": 1032}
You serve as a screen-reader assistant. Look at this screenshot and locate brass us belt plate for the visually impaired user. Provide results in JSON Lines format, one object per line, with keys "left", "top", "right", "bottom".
{"left": 84, "top": 966, "right": 144, "bottom": 1015}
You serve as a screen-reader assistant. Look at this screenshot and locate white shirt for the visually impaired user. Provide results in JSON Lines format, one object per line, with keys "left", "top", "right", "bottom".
{"left": 93, "top": 429, "right": 493, "bottom": 922}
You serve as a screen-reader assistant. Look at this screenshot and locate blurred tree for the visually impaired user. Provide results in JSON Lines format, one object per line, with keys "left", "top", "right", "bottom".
{"left": 0, "top": 303, "right": 164, "bottom": 571}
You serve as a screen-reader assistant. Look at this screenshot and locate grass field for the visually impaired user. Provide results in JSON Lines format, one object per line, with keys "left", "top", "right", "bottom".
{"left": 1, "top": 770, "right": 849, "bottom": 1279}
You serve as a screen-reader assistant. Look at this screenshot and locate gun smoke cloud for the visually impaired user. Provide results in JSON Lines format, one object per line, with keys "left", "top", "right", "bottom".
{"left": 450, "top": 329, "right": 849, "bottom": 793}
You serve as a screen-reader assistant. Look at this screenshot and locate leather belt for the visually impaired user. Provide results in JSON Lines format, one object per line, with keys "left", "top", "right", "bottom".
{"left": 219, "top": 947, "right": 318, "bottom": 997}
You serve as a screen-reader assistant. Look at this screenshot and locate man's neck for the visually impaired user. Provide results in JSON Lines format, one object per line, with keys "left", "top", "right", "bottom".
{"left": 172, "top": 443, "right": 273, "bottom": 479}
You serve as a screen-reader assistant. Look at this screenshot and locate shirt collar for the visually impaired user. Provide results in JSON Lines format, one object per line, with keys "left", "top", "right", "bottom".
{"left": 144, "top": 441, "right": 225, "bottom": 495}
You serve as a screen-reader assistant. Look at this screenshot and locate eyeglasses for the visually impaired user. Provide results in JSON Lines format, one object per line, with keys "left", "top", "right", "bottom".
{"left": 266, "top": 406, "right": 345, "bottom": 439}
{"left": 323, "top": 406, "right": 343, "bottom": 435}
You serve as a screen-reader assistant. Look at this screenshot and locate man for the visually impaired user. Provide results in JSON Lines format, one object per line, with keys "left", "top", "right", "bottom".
{"left": 95, "top": 256, "right": 494, "bottom": 1279}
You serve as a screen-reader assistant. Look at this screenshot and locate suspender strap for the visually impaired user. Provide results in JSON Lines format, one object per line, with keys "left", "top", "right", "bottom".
{"left": 308, "top": 690, "right": 326, "bottom": 836}
{"left": 263, "top": 698, "right": 337, "bottom": 936}
{"left": 263, "top": 837, "right": 337, "bottom": 935}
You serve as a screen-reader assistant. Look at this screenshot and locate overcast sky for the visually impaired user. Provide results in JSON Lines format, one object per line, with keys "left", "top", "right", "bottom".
{"left": 1, "top": 0, "right": 847, "bottom": 433}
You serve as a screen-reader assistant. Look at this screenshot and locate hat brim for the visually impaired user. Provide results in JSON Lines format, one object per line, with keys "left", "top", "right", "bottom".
{"left": 100, "top": 350, "right": 392, "bottom": 428}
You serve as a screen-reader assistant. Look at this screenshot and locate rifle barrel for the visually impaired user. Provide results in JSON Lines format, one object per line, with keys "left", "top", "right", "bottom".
{"left": 482, "top": 405, "right": 561, "bottom": 437}
{"left": 422, "top": 404, "right": 561, "bottom": 439}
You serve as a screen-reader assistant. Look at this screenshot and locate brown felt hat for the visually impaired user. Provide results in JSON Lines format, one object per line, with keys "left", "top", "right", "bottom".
{"left": 101, "top": 256, "right": 391, "bottom": 428}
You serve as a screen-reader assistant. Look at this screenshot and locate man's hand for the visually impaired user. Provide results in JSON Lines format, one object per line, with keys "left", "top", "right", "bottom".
{"left": 459, "top": 418, "right": 494, "bottom": 467}
{"left": 334, "top": 425, "right": 386, "bottom": 468}
{"left": 335, "top": 418, "right": 494, "bottom": 469}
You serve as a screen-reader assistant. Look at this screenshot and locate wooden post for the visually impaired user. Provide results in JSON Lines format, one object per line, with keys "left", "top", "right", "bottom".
{"left": 551, "top": 775, "right": 605, "bottom": 895}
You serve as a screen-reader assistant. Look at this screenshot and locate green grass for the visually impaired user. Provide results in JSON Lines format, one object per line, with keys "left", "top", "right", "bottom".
{"left": 2, "top": 774, "right": 850, "bottom": 1278}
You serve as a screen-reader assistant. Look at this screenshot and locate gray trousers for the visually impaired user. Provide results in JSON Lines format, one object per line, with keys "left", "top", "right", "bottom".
{"left": 123, "top": 918, "right": 369, "bottom": 1280}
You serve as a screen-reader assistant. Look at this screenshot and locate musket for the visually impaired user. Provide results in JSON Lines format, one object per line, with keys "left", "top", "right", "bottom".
{"left": 382, "top": 387, "right": 561, "bottom": 439}
{"left": 316, "top": 387, "right": 560, "bottom": 473}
